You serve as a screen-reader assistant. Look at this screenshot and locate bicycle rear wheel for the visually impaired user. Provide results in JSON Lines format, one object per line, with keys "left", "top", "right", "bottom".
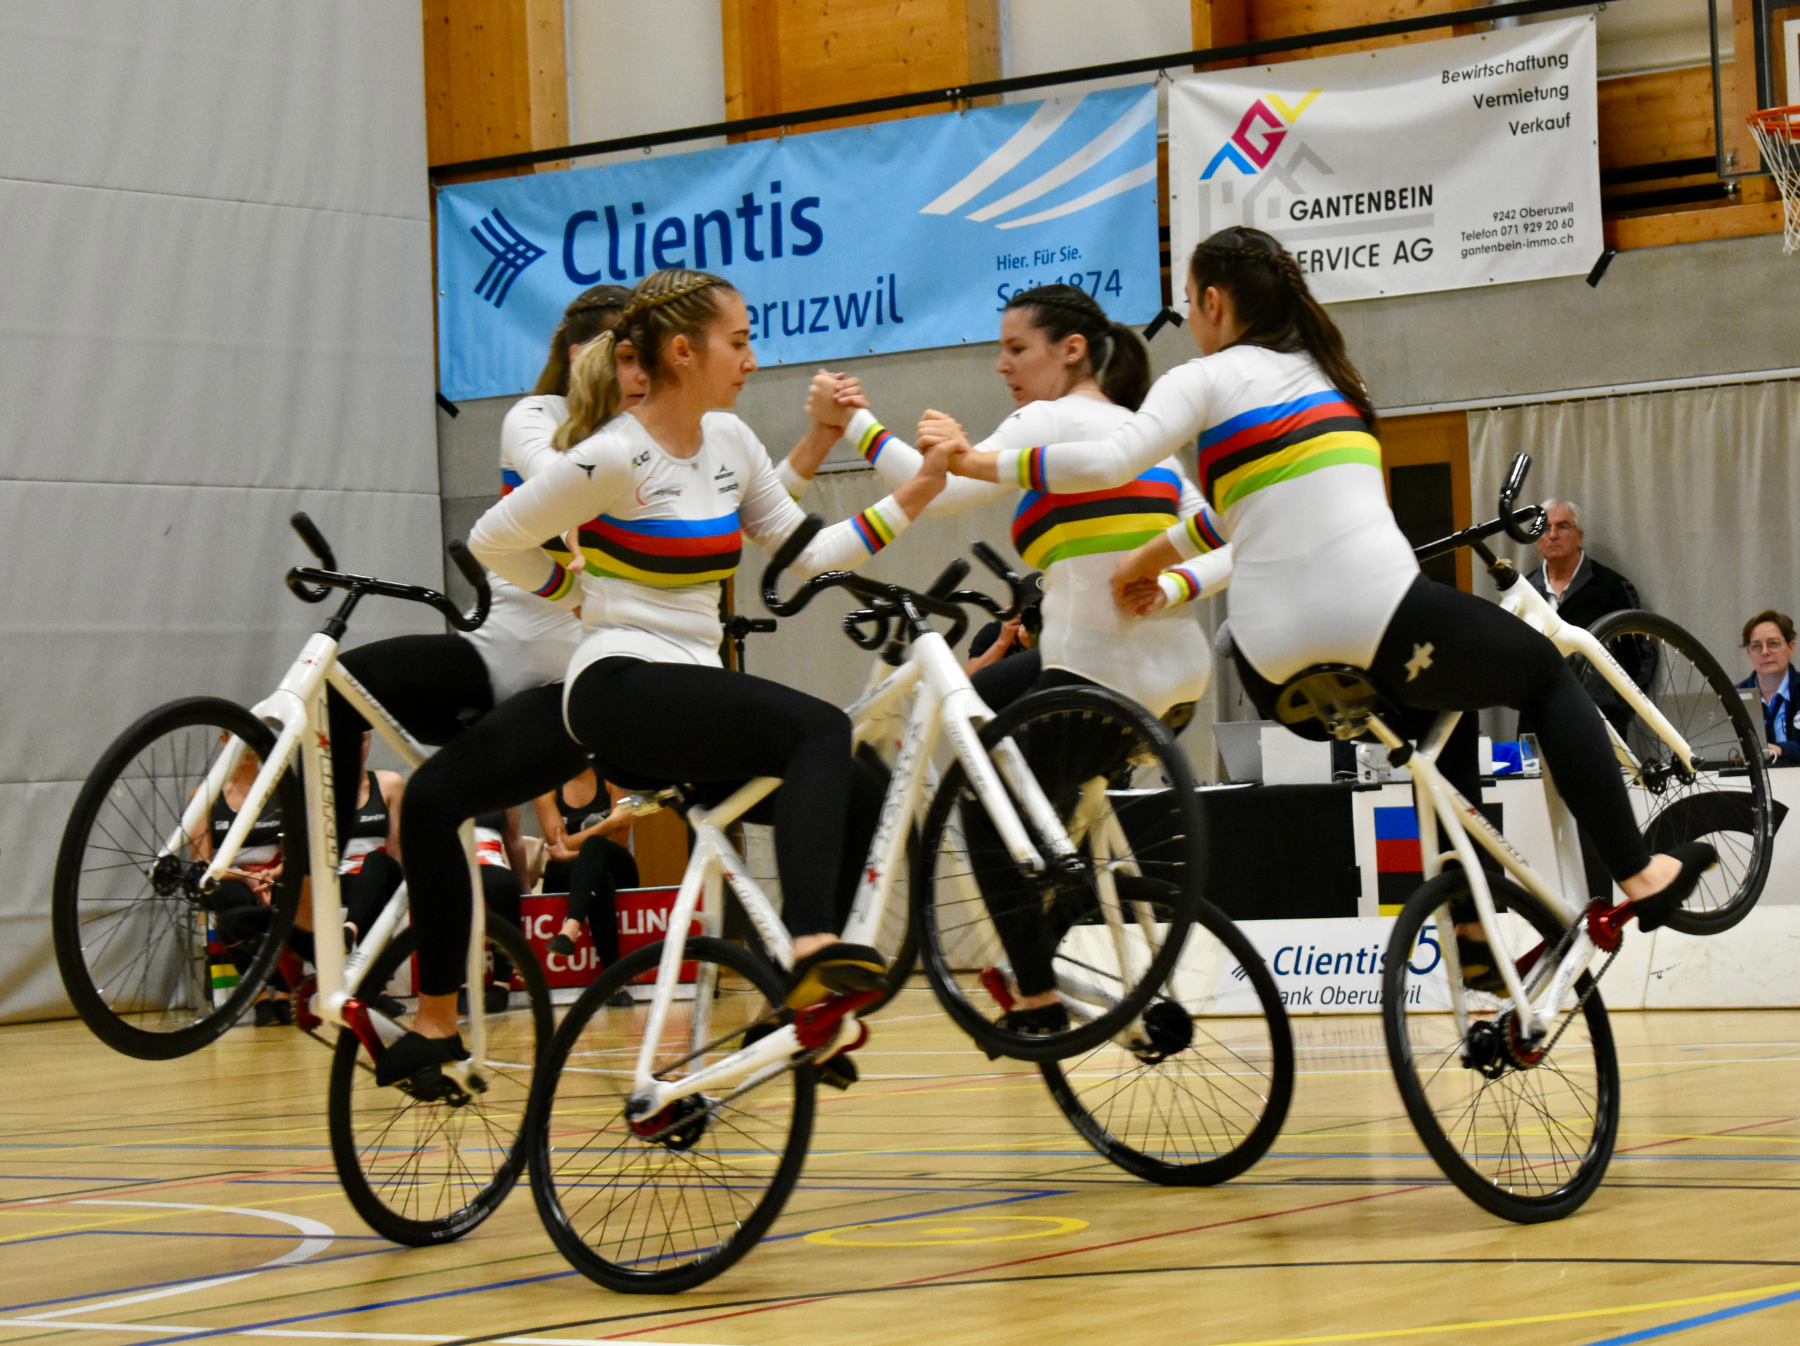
{"left": 328, "top": 917, "right": 550, "bottom": 1245}
{"left": 527, "top": 936, "right": 813, "bottom": 1293}
{"left": 1580, "top": 610, "right": 1773, "bottom": 934}
{"left": 1040, "top": 897, "right": 1292, "bottom": 1184}
{"left": 913, "top": 686, "right": 1204, "bottom": 1062}
{"left": 1383, "top": 870, "right": 1620, "bottom": 1223}
{"left": 52, "top": 697, "right": 303, "bottom": 1059}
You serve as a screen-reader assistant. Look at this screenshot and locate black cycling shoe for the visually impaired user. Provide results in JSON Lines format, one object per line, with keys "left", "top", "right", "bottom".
{"left": 1631, "top": 842, "right": 1719, "bottom": 932}
{"left": 546, "top": 933, "right": 577, "bottom": 956}
{"left": 253, "top": 997, "right": 293, "bottom": 1028}
{"left": 483, "top": 986, "right": 511, "bottom": 1015}
{"left": 983, "top": 1002, "right": 1070, "bottom": 1060}
{"left": 784, "top": 943, "right": 888, "bottom": 1009}
{"left": 375, "top": 1031, "right": 470, "bottom": 1088}
{"left": 819, "top": 1053, "right": 859, "bottom": 1091}
{"left": 369, "top": 993, "right": 407, "bottom": 1020}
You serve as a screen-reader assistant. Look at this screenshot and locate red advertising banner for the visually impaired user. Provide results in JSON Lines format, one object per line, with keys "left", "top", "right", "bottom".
{"left": 519, "top": 886, "right": 697, "bottom": 988}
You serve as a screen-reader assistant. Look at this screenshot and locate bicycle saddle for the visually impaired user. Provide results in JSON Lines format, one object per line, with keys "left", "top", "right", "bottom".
{"left": 1273, "top": 664, "right": 1391, "bottom": 742}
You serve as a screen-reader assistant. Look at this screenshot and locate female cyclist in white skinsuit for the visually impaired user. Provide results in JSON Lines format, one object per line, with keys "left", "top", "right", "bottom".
{"left": 785, "top": 284, "right": 1232, "bottom": 721}
{"left": 467, "top": 268, "right": 953, "bottom": 1068}
{"left": 938, "top": 227, "right": 1716, "bottom": 982}
{"left": 787, "top": 285, "right": 1233, "bottom": 1037}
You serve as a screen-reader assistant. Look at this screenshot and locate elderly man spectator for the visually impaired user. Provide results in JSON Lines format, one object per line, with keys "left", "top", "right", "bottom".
{"left": 1527, "top": 500, "right": 1644, "bottom": 627}
{"left": 1737, "top": 610, "right": 1800, "bottom": 766}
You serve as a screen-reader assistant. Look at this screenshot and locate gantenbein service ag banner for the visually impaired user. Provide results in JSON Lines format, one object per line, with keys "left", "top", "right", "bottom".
{"left": 437, "top": 87, "right": 1161, "bottom": 402}
{"left": 1167, "top": 16, "right": 1601, "bottom": 305}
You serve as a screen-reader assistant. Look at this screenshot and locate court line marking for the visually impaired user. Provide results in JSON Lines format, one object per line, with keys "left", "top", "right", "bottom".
{"left": 1579, "top": 1284, "right": 1800, "bottom": 1344}
{"left": 10, "top": 1204, "right": 334, "bottom": 1323}
{"left": 805, "top": 1215, "right": 1087, "bottom": 1247}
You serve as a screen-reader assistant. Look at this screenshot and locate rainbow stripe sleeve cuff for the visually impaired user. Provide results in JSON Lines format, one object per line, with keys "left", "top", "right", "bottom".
{"left": 776, "top": 457, "right": 812, "bottom": 501}
{"left": 1159, "top": 568, "right": 1200, "bottom": 608}
{"left": 533, "top": 559, "right": 579, "bottom": 603}
{"left": 854, "top": 415, "right": 896, "bottom": 467}
{"left": 1165, "top": 511, "right": 1222, "bottom": 562}
{"left": 849, "top": 495, "right": 908, "bottom": 555}
{"left": 1008, "top": 446, "right": 1050, "bottom": 492}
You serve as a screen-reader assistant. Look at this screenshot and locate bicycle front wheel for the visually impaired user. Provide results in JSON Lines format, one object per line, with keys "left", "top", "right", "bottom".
{"left": 1040, "top": 896, "right": 1292, "bottom": 1184}
{"left": 328, "top": 917, "right": 551, "bottom": 1245}
{"left": 1384, "top": 870, "right": 1620, "bottom": 1223}
{"left": 1581, "top": 609, "right": 1773, "bottom": 934}
{"left": 527, "top": 936, "right": 814, "bottom": 1293}
{"left": 52, "top": 697, "right": 303, "bottom": 1059}
{"left": 914, "top": 685, "right": 1204, "bottom": 1061}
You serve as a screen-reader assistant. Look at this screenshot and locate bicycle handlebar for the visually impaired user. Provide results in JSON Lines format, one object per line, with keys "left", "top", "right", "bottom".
{"left": 284, "top": 514, "right": 491, "bottom": 632}
{"left": 761, "top": 513, "right": 971, "bottom": 648}
{"left": 1412, "top": 452, "right": 1547, "bottom": 564}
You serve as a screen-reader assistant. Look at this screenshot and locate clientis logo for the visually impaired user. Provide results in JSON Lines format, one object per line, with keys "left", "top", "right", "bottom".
{"left": 1199, "top": 88, "right": 1323, "bottom": 180}
{"left": 470, "top": 209, "right": 546, "bottom": 307}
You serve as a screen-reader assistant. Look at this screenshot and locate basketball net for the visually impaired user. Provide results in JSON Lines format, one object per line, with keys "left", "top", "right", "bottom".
{"left": 1748, "top": 106, "right": 1800, "bottom": 255}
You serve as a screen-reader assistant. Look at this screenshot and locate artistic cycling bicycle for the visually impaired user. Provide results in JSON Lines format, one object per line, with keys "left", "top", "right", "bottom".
{"left": 1270, "top": 454, "right": 1773, "bottom": 1222}
{"left": 52, "top": 514, "right": 552, "bottom": 1245}
{"left": 523, "top": 518, "right": 1291, "bottom": 1292}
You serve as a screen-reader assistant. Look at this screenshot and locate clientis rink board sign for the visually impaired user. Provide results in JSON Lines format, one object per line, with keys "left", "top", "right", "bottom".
{"left": 435, "top": 87, "right": 1160, "bottom": 401}
{"left": 1167, "top": 16, "right": 1601, "bottom": 305}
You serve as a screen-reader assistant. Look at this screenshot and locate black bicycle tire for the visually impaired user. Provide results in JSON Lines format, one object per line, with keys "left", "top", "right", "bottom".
{"left": 1584, "top": 608, "right": 1773, "bottom": 934}
{"left": 526, "top": 936, "right": 815, "bottom": 1293}
{"left": 327, "top": 916, "right": 551, "bottom": 1245}
{"left": 1383, "top": 871, "right": 1620, "bottom": 1223}
{"left": 912, "top": 684, "right": 1205, "bottom": 1062}
{"left": 1040, "top": 895, "right": 1293, "bottom": 1185}
{"left": 52, "top": 696, "right": 304, "bottom": 1060}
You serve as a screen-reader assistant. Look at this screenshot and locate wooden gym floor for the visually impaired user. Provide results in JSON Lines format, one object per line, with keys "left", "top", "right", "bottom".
{"left": 2, "top": 993, "right": 1796, "bottom": 1346}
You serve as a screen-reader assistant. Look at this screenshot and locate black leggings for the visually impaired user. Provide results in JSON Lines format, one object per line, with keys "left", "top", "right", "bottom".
{"left": 329, "top": 635, "right": 493, "bottom": 845}
{"left": 543, "top": 835, "right": 638, "bottom": 966}
{"left": 1358, "top": 577, "right": 1651, "bottom": 882}
{"left": 566, "top": 658, "right": 856, "bottom": 940}
{"left": 403, "top": 682, "right": 589, "bottom": 996}
{"left": 479, "top": 864, "right": 524, "bottom": 987}
{"left": 340, "top": 849, "right": 404, "bottom": 938}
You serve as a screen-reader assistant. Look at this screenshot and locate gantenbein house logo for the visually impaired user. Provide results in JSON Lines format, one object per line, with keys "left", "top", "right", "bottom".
{"left": 471, "top": 209, "right": 545, "bottom": 307}
{"left": 1193, "top": 87, "right": 1436, "bottom": 266}
{"left": 918, "top": 91, "right": 1158, "bottom": 231}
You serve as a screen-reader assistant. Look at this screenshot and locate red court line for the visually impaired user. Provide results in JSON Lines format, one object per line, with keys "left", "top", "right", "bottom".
{"left": 614, "top": 1183, "right": 1436, "bottom": 1338}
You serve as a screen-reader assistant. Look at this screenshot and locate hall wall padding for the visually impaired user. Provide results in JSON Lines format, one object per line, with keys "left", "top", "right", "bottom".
{"left": 0, "top": 1, "right": 442, "bottom": 1023}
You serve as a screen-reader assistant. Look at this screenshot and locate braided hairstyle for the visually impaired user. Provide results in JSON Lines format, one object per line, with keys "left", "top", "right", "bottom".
{"left": 533, "top": 284, "right": 633, "bottom": 397}
{"left": 553, "top": 269, "right": 738, "bottom": 450}
{"left": 1004, "top": 284, "right": 1152, "bottom": 410}
{"left": 1190, "top": 227, "right": 1377, "bottom": 429}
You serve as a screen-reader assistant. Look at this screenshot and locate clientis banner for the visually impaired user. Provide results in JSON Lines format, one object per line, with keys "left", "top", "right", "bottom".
{"left": 436, "top": 87, "right": 1160, "bottom": 401}
{"left": 1167, "top": 16, "right": 1600, "bottom": 305}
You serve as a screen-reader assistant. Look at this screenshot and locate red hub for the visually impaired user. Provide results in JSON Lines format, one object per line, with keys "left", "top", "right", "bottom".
{"left": 1586, "top": 897, "right": 1633, "bottom": 953}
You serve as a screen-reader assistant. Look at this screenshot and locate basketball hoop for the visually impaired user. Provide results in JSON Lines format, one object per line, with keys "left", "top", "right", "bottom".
{"left": 1747, "top": 106, "right": 1800, "bottom": 255}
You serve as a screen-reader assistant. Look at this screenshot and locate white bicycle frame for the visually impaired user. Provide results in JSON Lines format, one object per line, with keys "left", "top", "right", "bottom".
{"left": 1370, "top": 573, "right": 1695, "bottom": 1040}
{"left": 163, "top": 631, "right": 493, "bottom": 1070}
{"left": 621, "top": 623, "right": 1092, "bottom": 1123}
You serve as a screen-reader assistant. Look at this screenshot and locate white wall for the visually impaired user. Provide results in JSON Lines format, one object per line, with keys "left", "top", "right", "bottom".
{"left": 0, "top": 0, "right": 442, "bottom": 1022}
{"left": 566, "top": 0, "right": 727, "bottom": 166}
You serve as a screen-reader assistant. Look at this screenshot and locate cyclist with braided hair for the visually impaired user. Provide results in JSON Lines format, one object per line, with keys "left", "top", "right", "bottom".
{"left": 785, "top": 284, "right": 1230, "bottom": 1040}
{"left": 470, "top": 267, "right": 953, "bottom": 1032}
{"left": 938, "top": 227, "right": 1717, "bottom": 983}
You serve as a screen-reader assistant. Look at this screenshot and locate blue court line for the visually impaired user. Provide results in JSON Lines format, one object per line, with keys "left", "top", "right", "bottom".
{"left": 124, "top": 1191, "right": 1067, "bottom": 1346}
{"left": 1581, "top": 1285, "right": 1800, "bottom": 1344}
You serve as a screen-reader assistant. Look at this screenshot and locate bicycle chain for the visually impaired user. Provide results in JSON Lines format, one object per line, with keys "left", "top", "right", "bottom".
{"left": 1533, "top": 941, "right": 1621, "bottom": 1062}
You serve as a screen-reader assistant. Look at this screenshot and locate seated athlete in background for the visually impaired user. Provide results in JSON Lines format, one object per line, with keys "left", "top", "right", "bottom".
{"left": 534, "top": 766, "right": 637, "bottom": 960}
{"left": 191, "top": 736, "right": 291, "bottom": 1026}
{"left": 461, "top": 268, "right": 955, "bottom": 1084}
{"left": 939, "top": 226, "right": 1717, "bottom": 988}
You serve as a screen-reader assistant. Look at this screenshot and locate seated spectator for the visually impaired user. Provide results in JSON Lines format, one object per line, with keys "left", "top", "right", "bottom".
{"left": 190, "top": 736, "right": 291, "bottom": 1027}
{"left": 534, "top": 768, "right": 637, "bottom": 966}
{"left": 1737, "top": 610, "right": 1800, "bottom": 766}
{"left": 338, "top": 732, "right": 405, "bottom": 948}
{"left": 1526, "top": 499, "right": 1652, "bottom": 729}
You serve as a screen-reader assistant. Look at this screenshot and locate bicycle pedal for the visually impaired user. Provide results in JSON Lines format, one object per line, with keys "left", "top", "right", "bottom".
{"left": 978, "top": 966, "right": 1016, "bottom": 1012}
{"left": 792, "top": 989, "right": 881, "bottom": 1050}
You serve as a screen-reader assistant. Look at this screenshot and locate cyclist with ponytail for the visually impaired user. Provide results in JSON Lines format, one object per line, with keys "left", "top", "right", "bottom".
{"left": 939, "top": 227, "right": 1717, "bottom": 979}
{"left": 787, "top": 284, "right": 1230, "bottom": 720}
{"left": 469, "top": 268, "right": 952, "bottom": 1042}
{"left": 786, "top": 285, "right": 1230, "bottom": 1041}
